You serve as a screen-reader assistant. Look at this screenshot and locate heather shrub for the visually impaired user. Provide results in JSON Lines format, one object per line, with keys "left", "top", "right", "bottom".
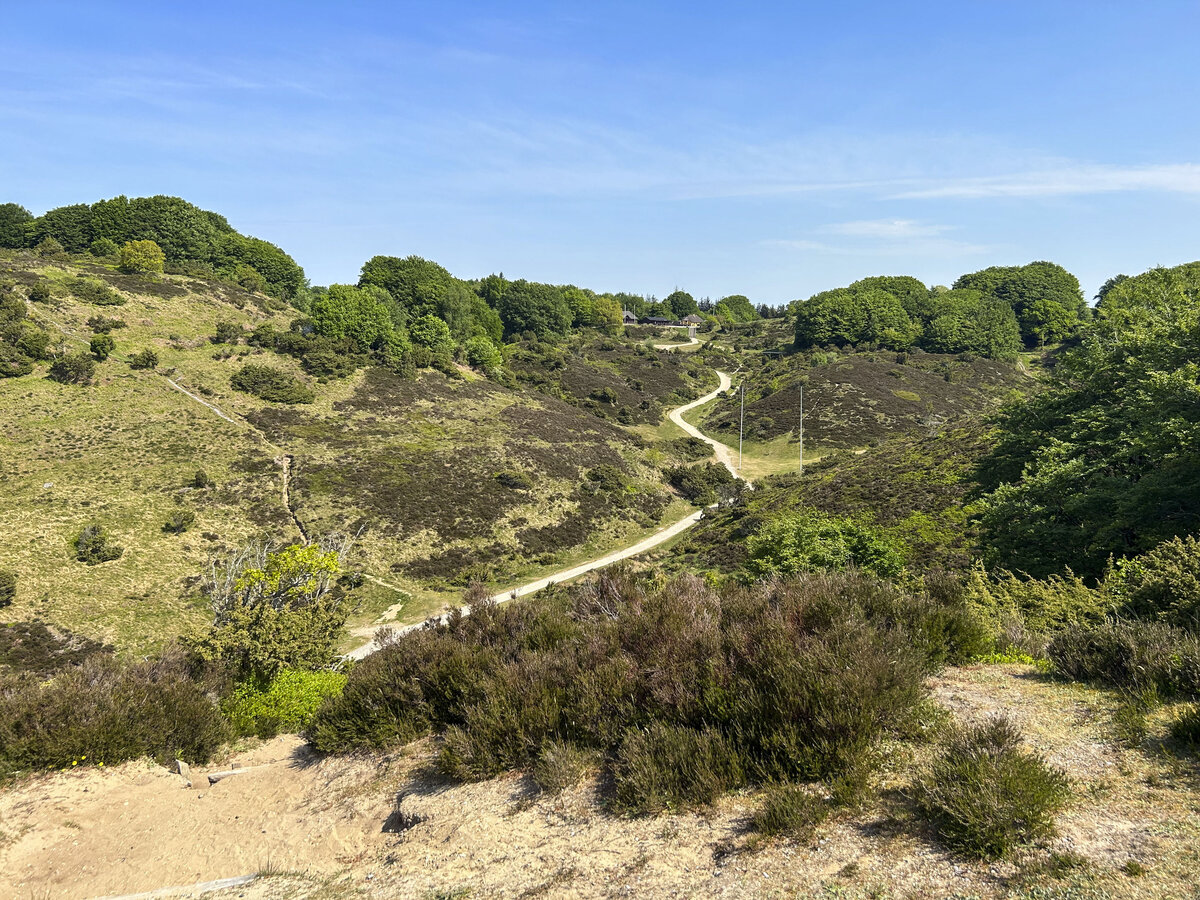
{"left": 0, "top": 570, "right": 14, "bottom": 608}
{"left": 0, "top": 653, "right": 228, "bottom": 779}
{"left": 614, "top": 723, "right": 744, "bottom": 813}
{"left": 913, "top": 715, "right": 1070, "bottom": 858}
{"left": 752, "top": 783, "right": 830, "bottom": 838}
{"left": 87, "top": 314, "right": 126, "bottom": 333}
{"left": 224, "top": 669, "right": 347, "bottom": 738}
{"left": 0, "top": 620, "right": 111, "bottom": 676}
{"left": 1047, "top": 622, "right": 1200, "bottom": 698}
{"left": 531, "top": 740, "right": 595, "bottom": 794}
{"left": 309, "top": 570, "right": 944, "bottom": 815}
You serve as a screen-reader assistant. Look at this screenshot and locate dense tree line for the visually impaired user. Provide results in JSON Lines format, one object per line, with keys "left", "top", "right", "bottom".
{"left": 973, "top": 261, "right": 1200, "bottom": 578}
{"left": 0, "top": 196, "right": 305, "bottom": 301}
{"left": 793, "top": 263, "right": 1085, "bottom": 358}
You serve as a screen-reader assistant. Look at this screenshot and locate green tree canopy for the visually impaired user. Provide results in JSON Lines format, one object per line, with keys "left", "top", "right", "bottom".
{"left": 310, "top": 284, "right": 397, "bottom": 350}
{"left": 713, "top": 294, "right": 759, "bottom": 323}
{"left": 0, "top": 203, "right": 33, "bottom": 249}
{"left": 496, "top": 279, "right": 572, "bottom": 338}
{"left": 665, "top": 290, "right": 699, "bottom": 318}
{"left": 954, "top": 261, "right": 1084, "bottom": 347}
{"left": 974, "top": 262, "right": 1200, "bottom": 579}
{"left": 849, "top": 275, "right": 931, "bottom": 321}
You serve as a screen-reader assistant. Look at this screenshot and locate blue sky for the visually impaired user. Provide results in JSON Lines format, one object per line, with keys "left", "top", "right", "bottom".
{"left": 3, "top": 1, "right": 1199, "bottom": 302}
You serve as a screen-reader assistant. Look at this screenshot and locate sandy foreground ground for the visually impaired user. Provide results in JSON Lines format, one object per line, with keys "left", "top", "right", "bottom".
{"left": 2, "top": 665, "right": 1198, "bottom": 900}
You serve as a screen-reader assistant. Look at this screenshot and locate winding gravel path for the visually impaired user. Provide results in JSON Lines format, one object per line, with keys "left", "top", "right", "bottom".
{"left": 345, "top": 369, "right": 737, "bottom": 658}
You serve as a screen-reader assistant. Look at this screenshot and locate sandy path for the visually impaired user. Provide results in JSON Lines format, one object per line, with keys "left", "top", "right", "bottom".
{"left": 0, "top": 737, "right": 394, "bottom": 900}
{"left": 345, "top": 370, "right": 737, "bottom": 659}
{"left": 651, "top": 333, "right": 700, "bottom": 350}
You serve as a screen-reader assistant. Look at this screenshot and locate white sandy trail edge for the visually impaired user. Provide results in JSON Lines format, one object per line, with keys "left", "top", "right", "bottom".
{"left": 345, "top": 369, "right": 736, "bottom": 659}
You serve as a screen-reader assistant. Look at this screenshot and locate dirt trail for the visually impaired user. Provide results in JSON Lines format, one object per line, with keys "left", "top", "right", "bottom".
{"left": 0, "top": 736, "right": 394, "bottom": 900}
{"left": 10, "top": 666, "right": 1192, "bottom": 899}
{"left": 345, "top": 370, "right": 737, "bottom": 659}
{"left": 651, "top": 333, "right": 700, "bottom": 350}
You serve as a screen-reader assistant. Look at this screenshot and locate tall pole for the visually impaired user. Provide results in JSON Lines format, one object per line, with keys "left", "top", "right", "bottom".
{"left": 798, "top": 385, "right": 804, "bottom": 477}
{"left": 738, "top": 382, "right": 745, "bottom": 476}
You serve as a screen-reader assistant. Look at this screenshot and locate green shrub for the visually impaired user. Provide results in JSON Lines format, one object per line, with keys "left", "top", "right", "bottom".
{"left": 89, "top": 333, "right": 115, "bottom": 361}
{"left": 1110, "top": 536, "right": 1200, "bottom": 632}
{"left": 1170, "top": 704, "right": 1200, "bottom": 749}
{"left": 614, "top": 723, "right": 744, "bottom": 814}
{"left": 0, "top": 570, "right": 14, "bottom": 608}
{"left": 0, "top": 345, "right": 34, "bottom": 378}
{"left": 224, "top": 670, "right": 347, "bottom": 738}
{"left": 212, "top": 320, "right": 243, "bottom": 344}
{"left": 0, "top": 653, "right": 227, "bottom": 779}
{"left": 28, "top": 281, "right": 52, "bottom": 304}
{"left": 1111, "top": 688, "right": 1159, "bottom": 748}
{"left": 464, "top": 335, "right": 502, "bottom": 374}
{"left": 69, "top": 276, "right": 125, "bottom": 306}
{"left": 965, "top": 565, "right": 1113, "bottom": 653}
{"left": 118, "top": 239, "right": 165, "bottom": 274}
{"left": 752, "top": 783, "right": 830, "bottom": 838}
{"left": 192, "top": 468, "right": 215, "bottom": 488}
{"left": 531, "top": 740, "right": 595, "bottom": 794}
{"left": 230, "top": 364, "right": 314, "bottom": 404}
{"left": 494, "top": 470, "right": 533, "bottom": 490}
{"left": 192, "top": 543, "right": 347, "bottom": 681}
{"left": 128, "top": 348, "right": 158, "bottom": 370}
{"left": 913, "top": 715, "right": 1070, "bottom": 858}
{"left": 34, "top": 236, "right": 64, "bottom": 258}
{"left": 48, "top": 351, "right": 96, "bottom": 385}
{"left": 746, "top": 510, "right": 905, "bottom": 580}
{"left": 72, "top": 523, "right": 124, "bottom": 565}
{"left": 87, "top": 315, "right": 126, "bottom": 333}
{"left": 163, "top": 510, "right": 196, "bottom": 534}
{"left": 663, "top": 461, "right": 735, "bottom": 505}
{"left": 89, "top": 237, "right": 119, "bottom": 257}
{"left": 1047, "top": 622, "right": 1200, "bottom": 698}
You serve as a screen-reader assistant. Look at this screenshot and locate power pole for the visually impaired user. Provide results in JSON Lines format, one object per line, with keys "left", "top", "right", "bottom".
{"left": 798, "top": 384, "right": 804, "bottom": 477}
{"left": 738, "top": 382, "right": 745, "bottom": 476}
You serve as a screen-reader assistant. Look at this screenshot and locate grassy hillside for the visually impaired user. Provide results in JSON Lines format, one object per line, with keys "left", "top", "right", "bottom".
{"left": 660, "top": 424, "right": 996, "bottom": 577}
{"left": 0, "top": 251, "right": 712, "bottom": 653}
{"left": 698, "top": 346, "right": 1028, "bottom": 450}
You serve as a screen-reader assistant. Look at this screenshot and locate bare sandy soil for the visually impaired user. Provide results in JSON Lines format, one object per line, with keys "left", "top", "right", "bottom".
{"left": 2, "top": 665, "right": 1198, "bottom": 900}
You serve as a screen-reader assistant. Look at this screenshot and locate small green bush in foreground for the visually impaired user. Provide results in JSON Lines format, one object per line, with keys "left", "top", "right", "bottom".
{"left": 913, "top": 715, "right": 1070, "bottom": 858}
{"left": 224, "top": 669, "right": 347, "bottom": 738}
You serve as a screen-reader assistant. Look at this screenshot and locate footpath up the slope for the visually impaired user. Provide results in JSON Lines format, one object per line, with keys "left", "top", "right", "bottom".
{"left": 345, "top": 369, "right": 737, "bottom": 659}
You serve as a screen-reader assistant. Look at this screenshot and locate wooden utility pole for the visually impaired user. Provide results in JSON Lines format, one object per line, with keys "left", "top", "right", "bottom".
{"left": 738, "top": 382, "right": 745, "bottom": 476}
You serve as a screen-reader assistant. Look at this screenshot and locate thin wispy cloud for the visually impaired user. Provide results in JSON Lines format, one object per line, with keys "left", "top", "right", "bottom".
{"left": 893, "top": 164, "right": 1200, "bottom": 199}
{"left": 822, "top": 219, "right": 953, "bottom": 238}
